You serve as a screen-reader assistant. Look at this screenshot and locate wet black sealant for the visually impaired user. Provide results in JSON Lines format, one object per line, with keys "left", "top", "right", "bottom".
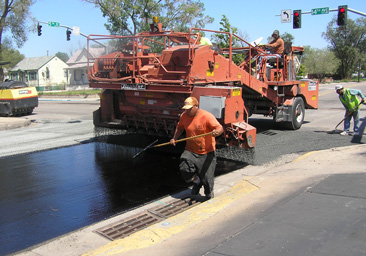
{"left": 0, "top": 134, "right": 246, "bottom": 255}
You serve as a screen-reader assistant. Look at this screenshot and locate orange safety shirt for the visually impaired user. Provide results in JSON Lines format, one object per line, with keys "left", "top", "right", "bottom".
{"left": 267, "top": 38, "right": 284, "bottom": 55}
{"left": 177, "top": 109, "right": 222, "bottom": 154}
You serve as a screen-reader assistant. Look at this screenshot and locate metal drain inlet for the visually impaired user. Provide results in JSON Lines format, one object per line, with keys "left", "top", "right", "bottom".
{"left": 95, "top": 197, "right": 201, "bottom": 240}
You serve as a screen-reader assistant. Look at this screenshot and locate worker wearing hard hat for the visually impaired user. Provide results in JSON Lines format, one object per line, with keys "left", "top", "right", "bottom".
{"left": 170, "top": 96, "right": 223, "bottom": 199}
{"left": 335, "top": 84, "right": 365, "bottom": 136}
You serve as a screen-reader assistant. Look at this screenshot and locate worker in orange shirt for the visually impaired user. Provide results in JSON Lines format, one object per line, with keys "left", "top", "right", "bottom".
{"left": 170, "top": 97, "right": 224, "bottom": 199}
{"left": 266, "top": 30, "right": 284, "bottom": 55}
{"left": 256, "top": 30, "right": 285, "bottom": 75}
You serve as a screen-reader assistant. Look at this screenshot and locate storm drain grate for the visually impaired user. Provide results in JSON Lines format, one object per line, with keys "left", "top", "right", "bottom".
{"left": 94, "top": 211, "right": 163, "bottom": 240}
{"left": 95, "top": 197, "right": 201, "bottom": 240}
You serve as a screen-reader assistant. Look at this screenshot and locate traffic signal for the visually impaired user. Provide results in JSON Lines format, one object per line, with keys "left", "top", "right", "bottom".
{"left": 66, "top": 29, "right": 71, "bottom": 41}
{"left": 293, "top": 10, "right": 301, "bottom": 29}
{"left": 337, "top": 5, "right": 348, "bottom": 26}
{"left": 37, "top": 23, "right": 42, "bottom": 36}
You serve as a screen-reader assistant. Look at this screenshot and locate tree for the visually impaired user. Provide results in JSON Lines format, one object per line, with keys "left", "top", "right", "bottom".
{"left": 0, "top": 0, "right": 35, "bottom": 81}
{"left": 83, "top": 0, "right": 213, "bottom": 35}
{"left": 55, "top": 52, "right": 69, "bottom": 63}
{"left": 1, "top": 38, "right": 24, "bottom": 78}
{"left": 296, "top": 64, "right": 306, "bottom": 78}
{"left": 322, "top": 17, "right": 366, "bottom": 79}
{"left": 302, "top": 47, "right": 339, "bottom": 82}
{"left": 212, "top": 15, "right": 248, "bottom": 65}
{"left": 281, "top": 32, "right": 294, "bottom": 44}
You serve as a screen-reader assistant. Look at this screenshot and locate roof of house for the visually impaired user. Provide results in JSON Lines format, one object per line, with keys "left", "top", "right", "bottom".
{"left": 67, "top": 47, "right": 106, "bottom": 66}
{"left": 10, "top": 56, "right": 56, "bottom": 72}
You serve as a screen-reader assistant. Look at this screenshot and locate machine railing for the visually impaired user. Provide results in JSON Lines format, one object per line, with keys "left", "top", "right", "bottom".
{"left": 87, "top": 28, "right": 302, "bottom": 88}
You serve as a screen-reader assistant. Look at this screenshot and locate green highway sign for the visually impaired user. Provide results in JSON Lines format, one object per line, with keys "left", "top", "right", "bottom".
{"left": 48, "top": 21, "right": 60, "bottom": 27}
{"left": 311, "top": 7, "right": 329, "bottom": 15}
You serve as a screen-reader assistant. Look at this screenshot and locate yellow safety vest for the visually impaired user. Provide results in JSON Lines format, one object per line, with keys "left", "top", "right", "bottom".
{"left": 200, "top": 37, "right": 212, "bottom": 46}
{"left": 340, "top": 88, "right": 361, "bottom": 110}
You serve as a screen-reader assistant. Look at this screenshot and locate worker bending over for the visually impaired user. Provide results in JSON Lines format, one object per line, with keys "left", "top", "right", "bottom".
{"left": 335, "top": 84, "right": 365, "bottom": 136}
{"left": 170, "top": 97, "right": 223, "bottom": 199}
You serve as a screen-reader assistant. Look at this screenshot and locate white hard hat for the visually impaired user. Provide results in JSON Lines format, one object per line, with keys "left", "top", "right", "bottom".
{"left": 335, "top": 84, "right": 344, "bottom": 90}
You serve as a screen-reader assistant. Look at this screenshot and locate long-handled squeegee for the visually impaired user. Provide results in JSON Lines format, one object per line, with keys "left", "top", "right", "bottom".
{"left": 333, "top": 102, "right": 363, "bottom": 132}
{"left": 132, "top": 132, "right": 212, "bottom": 159}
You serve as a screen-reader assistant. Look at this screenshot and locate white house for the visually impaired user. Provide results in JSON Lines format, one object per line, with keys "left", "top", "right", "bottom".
{"left": 9, "top": 56, "right": 69, "bottom": 90}
{"left": 66, "top": 47, "right": 106, "bottom": 89}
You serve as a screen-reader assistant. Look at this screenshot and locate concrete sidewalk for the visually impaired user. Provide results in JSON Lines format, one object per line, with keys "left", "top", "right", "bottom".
{"left": 15, "top": 143, "right": 366, "bottom": 256}
{"left": 0, "top": 117, "right": 31, "bottom": 130}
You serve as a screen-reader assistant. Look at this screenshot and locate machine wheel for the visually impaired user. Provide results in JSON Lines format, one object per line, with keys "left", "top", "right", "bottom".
{"left": 287, "top": 97, "right": 305, "bottom": 130}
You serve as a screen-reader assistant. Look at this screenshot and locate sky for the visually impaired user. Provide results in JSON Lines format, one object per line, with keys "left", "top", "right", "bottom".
{"left": 17, "top": 0, "right": 366, "bottom": 58}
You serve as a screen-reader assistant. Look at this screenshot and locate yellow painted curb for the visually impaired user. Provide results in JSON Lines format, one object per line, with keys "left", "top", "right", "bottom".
{"left": 292, "top": 151, "right": 315, "bottom": 163}
{"left": 83, "top": 178, "right": 258, "bottom": 256}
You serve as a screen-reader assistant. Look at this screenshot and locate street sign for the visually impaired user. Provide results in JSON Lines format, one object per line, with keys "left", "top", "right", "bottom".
{"left": 281, "top": 9, "right": 291, "bottom": 23}
{"left": 72, "top": 26, "right": 80, "bottom": 36}
{"left": 311, "top": 7, "right": 329, "bottom": 15}
{"left": 48, "top": 21, "right": 60, "bottom": 27}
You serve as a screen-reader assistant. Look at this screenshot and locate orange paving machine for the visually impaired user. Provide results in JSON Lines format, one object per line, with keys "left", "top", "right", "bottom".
{"left": 87, "top": 20, "right": 318, "bottom": 150}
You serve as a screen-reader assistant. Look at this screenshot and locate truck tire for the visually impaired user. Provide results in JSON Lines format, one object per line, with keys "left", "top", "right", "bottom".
{"left": 287, "top": 97, "right": 305, "bottom": 130}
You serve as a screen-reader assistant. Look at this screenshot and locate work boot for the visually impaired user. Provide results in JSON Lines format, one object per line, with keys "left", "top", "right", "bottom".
{"left": 340, "top": 131, "right": 348, "bottom": 136}
{"left": 205, "top": 191, "right": 214, "bottom": 199}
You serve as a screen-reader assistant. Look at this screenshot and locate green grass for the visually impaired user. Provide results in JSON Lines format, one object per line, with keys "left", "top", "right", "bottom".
{"left": 319, "top": 78, "right": 366, "bottom": 84}
{"left": 38, "top": 89, "right": 101, "bottom": 96}
{"left": 339, "top": 77, "right": 366, "bottom": 83}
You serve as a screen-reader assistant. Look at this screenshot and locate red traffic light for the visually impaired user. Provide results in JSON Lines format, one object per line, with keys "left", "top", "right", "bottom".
{"left": 337, "top": 5, "right": 347, "bottom": 26}
{"left": 293, "top": 10, "right": 301, "bottom": 29}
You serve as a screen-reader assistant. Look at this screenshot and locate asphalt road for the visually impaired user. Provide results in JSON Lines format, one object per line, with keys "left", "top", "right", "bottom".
{"left": 0, "top": 98, "right": 100, "bottom": 158}
{"left": 1, "top": 82, "right": 365, "bottom": 160}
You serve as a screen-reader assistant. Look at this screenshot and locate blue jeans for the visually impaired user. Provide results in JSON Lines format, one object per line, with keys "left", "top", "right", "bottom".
{"left": 344, "top": 109, "right": 360, "bottom": 132}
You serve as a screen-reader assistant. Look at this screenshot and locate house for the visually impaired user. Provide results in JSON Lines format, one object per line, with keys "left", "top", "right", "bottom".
{"left": 66, "top": 47, "right": 106, "bottom": 89}
{"left": 9, "top": 56, "right": 69, "bottom": 90}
